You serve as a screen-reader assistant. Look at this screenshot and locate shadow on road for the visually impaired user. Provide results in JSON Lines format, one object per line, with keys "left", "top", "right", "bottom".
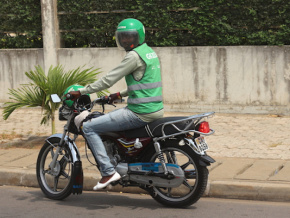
{"left": 28, "top": 189, "right": 196, "bottom": 210}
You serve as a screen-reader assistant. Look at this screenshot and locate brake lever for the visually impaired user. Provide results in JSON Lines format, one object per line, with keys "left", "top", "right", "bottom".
{"left": 107, "top": 97, "right": 117, "bottom": 107}
{"left": 109, "top": 103, "right": 117, "bottom": 107}
{"left": 102, "top": 102, "right": 116, "bottom": 112}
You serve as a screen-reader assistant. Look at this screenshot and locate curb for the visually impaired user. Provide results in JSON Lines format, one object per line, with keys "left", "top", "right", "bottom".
{"left": 0, "top": 168, "right": 37, "bottom": 188}
{"left": 1, "top": 168, "right": 290, "bottom": 202}
{"left": 207, "top": 180, "right": 290, "bottom": 202}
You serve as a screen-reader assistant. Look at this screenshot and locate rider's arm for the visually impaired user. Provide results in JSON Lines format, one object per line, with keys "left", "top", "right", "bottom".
{"left": 79, "top": 51, "right": 144, "bottom": 95}
{"left": 120, "top": 89, "right": 128, "bottom": 97}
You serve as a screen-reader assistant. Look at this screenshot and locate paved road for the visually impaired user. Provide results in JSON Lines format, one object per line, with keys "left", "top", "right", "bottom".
{"left": 1, "top": 186, "right": 290, "bottom": 218}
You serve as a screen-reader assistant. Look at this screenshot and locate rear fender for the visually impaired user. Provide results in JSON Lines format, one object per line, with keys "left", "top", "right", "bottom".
{"left": 199, "top": 155, "right": 215, "bottom": 166}
{"left": 183, "top": 138, "right": 215, "bottom": 166}
{"left": 46, "top": 134, "right": 81, "bottom": 163}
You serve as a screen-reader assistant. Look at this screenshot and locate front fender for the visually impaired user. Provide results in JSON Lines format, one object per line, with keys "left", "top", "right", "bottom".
{"left": 46, "top": 134, "right": 81, "bottom": 163}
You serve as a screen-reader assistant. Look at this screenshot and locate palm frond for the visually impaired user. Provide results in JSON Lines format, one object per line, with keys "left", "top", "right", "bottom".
{"left": 25, "top": 66, "right": 47, "bottom": 91}
{"left": 3, "top": 64, "right": 105, "bottom": 134}
{"left": 3, "top": 86, "right": 44, "bottom": 120}
{"left": 62, "top": 66, "right": 101, "bottom": 89}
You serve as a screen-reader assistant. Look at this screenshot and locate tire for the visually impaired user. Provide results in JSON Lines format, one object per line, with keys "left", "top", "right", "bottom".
{"left": 143, "top": 140, "right": 209, "bottom": 208}
{"left": 36, "top": 137, "right": 74, "bottom": 200}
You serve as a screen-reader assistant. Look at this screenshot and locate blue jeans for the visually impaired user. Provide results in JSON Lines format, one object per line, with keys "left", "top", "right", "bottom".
{"left": 82, "top": 107, "right": 147, "bottom": 176}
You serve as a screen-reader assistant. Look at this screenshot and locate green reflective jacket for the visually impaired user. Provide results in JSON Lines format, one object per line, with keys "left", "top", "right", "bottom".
{"left": 125, "top": 43, "right": 163, "bottom": 114}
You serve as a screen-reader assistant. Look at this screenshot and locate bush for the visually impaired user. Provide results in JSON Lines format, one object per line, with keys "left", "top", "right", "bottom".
{"left": 0, "top": 0, "right": 42, "bottom": 48}
{"left": 1, "top": 0, "right": 290, "bottom": 48}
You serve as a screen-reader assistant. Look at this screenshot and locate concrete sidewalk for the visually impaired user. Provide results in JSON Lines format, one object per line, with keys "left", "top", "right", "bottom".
{"left": 0, "top": 147, "right": 290, "bottom": 202}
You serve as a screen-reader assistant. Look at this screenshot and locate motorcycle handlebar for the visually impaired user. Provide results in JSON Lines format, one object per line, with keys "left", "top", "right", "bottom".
{"left": 65, "top": 93, "right": 122, "bottom": 105}
{"left": 62, "top": 94, "right": 122, "bottom": 112}
{"left": 95, "top": 96, "right": 110, "bottom": 104}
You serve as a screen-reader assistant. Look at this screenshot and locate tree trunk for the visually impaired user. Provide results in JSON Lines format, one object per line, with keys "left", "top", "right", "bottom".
{"left": 51, "top": 111, "right": 56, "bottom": 134}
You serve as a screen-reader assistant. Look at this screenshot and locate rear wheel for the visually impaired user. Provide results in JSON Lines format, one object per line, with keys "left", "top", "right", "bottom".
{"left": 36, "top": 138, "right": 73, "bottom": 200}
{"left": 144, "top": 140, "right": 208, "bottom": 208}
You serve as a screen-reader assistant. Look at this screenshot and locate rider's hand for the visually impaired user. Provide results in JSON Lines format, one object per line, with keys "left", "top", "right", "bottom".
{"left": 66, "top": 91, "right": 81, "bottom": 100}
{"left": 108, "top": 92, "right": 121, "bottom": 104}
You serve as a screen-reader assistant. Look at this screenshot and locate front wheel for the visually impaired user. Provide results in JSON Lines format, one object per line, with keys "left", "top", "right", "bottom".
{"left": 36, "top": 137, "right": 74, "bottom": 200}
{"left": 144, "top": 140, "right": 209, "bottom": 208}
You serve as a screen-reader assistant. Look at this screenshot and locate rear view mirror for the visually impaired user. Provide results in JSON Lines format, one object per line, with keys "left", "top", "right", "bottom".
{"left": 51, "top": 94, "right": 61, "bottom": 103}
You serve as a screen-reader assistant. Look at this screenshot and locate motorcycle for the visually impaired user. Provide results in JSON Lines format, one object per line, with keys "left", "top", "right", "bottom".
{"left": 36, "top": 94, "right": 215, "bottom": 208}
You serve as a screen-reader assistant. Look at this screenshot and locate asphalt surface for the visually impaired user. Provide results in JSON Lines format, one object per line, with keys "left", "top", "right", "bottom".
{"left": 0, "top": 108, "right": 290, "bottom": 202}
{"left": 2, "top": 186, "right": 290, "bottom": 218}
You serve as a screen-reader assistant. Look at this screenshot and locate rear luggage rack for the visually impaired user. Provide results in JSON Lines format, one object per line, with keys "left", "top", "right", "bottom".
{"left": 153, "top": 112, "right": 215, "bottom": 142}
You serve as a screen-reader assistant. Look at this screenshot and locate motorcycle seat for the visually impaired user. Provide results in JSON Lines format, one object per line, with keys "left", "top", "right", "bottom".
{"left": 122, "top": 116, "right": 195, "bottom": 138}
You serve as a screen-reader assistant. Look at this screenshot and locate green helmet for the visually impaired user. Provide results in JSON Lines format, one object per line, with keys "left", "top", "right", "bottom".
{"left": 115, "top": 18, "right": 145, "bottom": 51}
{"left": 63, "top": 84, "right": 89, "bottom": 107}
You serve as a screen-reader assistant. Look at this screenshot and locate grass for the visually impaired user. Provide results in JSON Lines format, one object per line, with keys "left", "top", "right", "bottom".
{"left": 0, "top": 131, "right": 87, "bottom": 149}
{"left": 0, "top": 132, "right": 24, "bottom": 141}
{"left": 0, "top": 130, "right": 44, "bottom": 149}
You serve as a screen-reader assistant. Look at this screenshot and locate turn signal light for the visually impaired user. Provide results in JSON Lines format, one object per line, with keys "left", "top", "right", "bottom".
{"left": 198, "top": 121, "right": 210, "bottom": 133}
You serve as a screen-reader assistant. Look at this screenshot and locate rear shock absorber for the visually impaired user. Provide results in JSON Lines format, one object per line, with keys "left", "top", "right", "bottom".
{"left": 154, "top": 142, "right": 168, "bottom": 175}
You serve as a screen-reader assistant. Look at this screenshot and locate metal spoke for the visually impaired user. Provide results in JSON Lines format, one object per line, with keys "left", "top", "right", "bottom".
{"left": 183, "top": 180, "right": 193, "bottom": 191}
{"left": 60, "top": 171, "right": 70, "bottom": 179}
{"left": 53, "top": 176, "right": 59, "bottom": 191}
{"left": 165, "top": 151, "right": 174, "bottom": 163}
{"left": 180, "top": 161, "right": 192, "bottom": 170}
{"left": 43, "top": 169, "right": 50, "bottom": 175}
{"left": 170, "top": 151, "right": 177, "bottom": 164}
{"left": 59, "top": 155, "right": 68, "bottom": 170}
{"left": 166, "top": 188, "right": 172, "bottom": 197}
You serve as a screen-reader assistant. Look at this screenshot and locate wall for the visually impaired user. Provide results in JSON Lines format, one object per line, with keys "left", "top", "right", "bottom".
{"left": 0, "top": 49, "right": 44, "bottom": 101}
{"left": 1, "top": 46, "right": 290, "bottom": 115}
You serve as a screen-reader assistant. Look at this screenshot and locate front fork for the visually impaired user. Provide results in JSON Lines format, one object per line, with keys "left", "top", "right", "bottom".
{"left": 47, "top": 129, "right": 79, "bottom": 171}
{"left": 48, "top": 112, "right": 79, "bottom": 170}
{"left": 48, "top": 130, "right": 67, "bottom": 170}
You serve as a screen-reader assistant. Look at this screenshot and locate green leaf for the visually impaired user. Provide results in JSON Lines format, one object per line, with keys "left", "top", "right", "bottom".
{"left": 2, "top": 64, "right": 103, "bottom": 134}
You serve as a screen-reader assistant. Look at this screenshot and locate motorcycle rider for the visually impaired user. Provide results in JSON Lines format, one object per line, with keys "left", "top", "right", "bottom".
{"left": 67, "top": 18, "right": 164, "bottom": 190}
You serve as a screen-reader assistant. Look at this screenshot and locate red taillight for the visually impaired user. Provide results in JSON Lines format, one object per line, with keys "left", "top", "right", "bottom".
{"left": 198, "top": 121, "right": 210, "bottom": 133}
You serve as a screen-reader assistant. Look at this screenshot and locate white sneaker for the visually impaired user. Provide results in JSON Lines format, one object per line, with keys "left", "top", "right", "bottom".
{"left": 93, "top": 172, "right": 121, "bottom": 191}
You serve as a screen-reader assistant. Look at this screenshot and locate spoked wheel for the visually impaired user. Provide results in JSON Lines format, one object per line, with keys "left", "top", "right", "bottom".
{"left": 144, "top": 141, "right": 209, "bottom": 208}
{"left": 36, "top": 138, "right": 73, "bottom": 200}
